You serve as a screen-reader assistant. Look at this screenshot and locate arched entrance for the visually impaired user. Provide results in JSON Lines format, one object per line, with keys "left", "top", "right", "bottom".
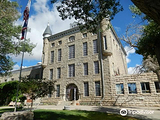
{"left": 66, "top": 84, "right": 79, "bottom": 101}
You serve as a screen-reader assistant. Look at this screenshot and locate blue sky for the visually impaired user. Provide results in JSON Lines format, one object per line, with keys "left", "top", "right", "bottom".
{"left": 12, "top": 0, "right": 143, "bottom": 74}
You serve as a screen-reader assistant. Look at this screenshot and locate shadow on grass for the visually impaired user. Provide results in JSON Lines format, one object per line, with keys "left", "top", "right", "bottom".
{"left": 34, "top": 110, "right": 139, "bottom": 120}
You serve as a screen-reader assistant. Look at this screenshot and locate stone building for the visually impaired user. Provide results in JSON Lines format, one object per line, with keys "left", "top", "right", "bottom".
{"left": 41, "top": 19, "right": 128, "bottom": 105}
{"left": 1, "top": 18, "right": 160, "bottom": 107}
{"left": 0, "top": 63, "right": 42, "bottom": 83}
{"left": 41, "top": 19, "right": 160, "bottom": 107}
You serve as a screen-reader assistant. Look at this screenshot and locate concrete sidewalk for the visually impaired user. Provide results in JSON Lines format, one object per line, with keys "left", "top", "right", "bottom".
{"left": 33, "top": 105, "right": 160, "bottom": 120}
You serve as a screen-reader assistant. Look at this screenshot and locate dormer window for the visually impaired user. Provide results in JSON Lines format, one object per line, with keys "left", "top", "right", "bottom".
{"left": 69, "top": 36, "right": 75, "bottom": 42}
{"left": 82, "top": 33, "right": 87, "bottom": 38}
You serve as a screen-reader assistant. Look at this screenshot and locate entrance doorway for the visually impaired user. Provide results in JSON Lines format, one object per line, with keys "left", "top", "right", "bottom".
{"left": 66, "top": 84, "right": 79, "bottom": 101}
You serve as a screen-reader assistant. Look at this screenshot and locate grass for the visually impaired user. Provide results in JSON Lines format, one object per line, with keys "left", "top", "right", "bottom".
{"left": 34, "top": 109, "right": 139, "bottom": 120}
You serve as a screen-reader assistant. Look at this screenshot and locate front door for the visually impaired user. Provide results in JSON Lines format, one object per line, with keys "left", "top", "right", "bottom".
{"left": 66, "top": 84, "right": 78, "bottom": 101}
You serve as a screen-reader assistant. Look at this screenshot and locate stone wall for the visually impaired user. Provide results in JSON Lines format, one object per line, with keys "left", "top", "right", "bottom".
{"left": 109, "top": 73, "right": 160, "bottom": 107}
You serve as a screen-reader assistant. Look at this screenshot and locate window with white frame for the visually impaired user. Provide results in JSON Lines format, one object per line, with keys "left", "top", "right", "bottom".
{"left": 49, "top": 69, "right": 53, "bottom": 80}
{"left": 69, "top": 45, "right": 75, "bottom": 59}
{"left": 58, "top": 49, "right": 61, "bottom": 61}
{"left": 95, "top": 81, "right": 101, "bottom": 96}
{"left": 94, "top": 61, "right": 99, "bottom": 74}
{"left": 141, "top": 82, "right": 151, "bottom": 93}
{"left": 50, "top": 51, "right": 54, "bottom": 63}
{"left": 57, "top": 67, "right": 61, "bottom": 79}
{"left": 155, "top": 82, "right": 160, "bottom": 93}
{"left": 83, "top": 63, "right": 88, "bottom": 75}
{"left": 83, "top": 42, "right": 88, "bottom": 56}
{"left": 68, "top": 64, "right": 75, "bottom": 77}
{"left": 128, "top": 83, "right": 137, "bottom": 94}
{"left": 56, "top": 85, "right": 60, "bottom": 97}
{"left": 84, "top": 82, "right": 89, "bottom": 96}
{"left": 116, "top": 83, "right": 124, "bottom": 94}
{"left": 93, "top": 39, "right": 98, "bottom": 54}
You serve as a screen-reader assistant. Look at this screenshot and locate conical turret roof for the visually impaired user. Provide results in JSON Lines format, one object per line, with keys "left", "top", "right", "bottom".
{"left": 43, "top": 23, "right": 52, "bottom": 37}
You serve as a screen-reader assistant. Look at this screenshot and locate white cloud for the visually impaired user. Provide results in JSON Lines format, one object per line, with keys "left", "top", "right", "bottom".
{"left": 128, "top": 64, "right": 141, "bottom": 74}
{"left": 13, "top": 64, "right": 20, "bottom": 70}
{"left": 124, "top": 46, "right": 135, "bottom": 64}
{"left": 114, "top": 26, "right": 121, "bottom": 32}
{"left": 12, "top": 0, "right": 75, "bottom": 63}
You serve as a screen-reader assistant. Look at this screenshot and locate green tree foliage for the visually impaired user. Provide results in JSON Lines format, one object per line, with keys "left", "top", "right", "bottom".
{"left": 19, "top": 78, "right": 56, "bottom": 110}
{"left": 0, "top": 0, "right": 35, "bottom": 75}
{"left": 51, "top": 0, "right": 123, "bottom": 33}
{"left": 0, "top": 81, "right": 25, "bottom": 106}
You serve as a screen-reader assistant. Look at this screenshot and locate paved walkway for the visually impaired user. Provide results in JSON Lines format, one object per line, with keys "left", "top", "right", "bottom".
{"left": 1, "top": 105, "right": 160, "bottom": 120}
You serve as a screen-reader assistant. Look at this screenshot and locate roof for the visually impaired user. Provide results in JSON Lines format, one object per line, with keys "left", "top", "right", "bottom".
{"left": 43, "top": 24, "right": 52, "bottom": 36}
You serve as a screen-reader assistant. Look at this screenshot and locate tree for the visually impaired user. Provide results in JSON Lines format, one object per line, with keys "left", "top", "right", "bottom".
{"left": 51, "top": 0, "right": 123, "bottom": 33}
{"left": 131, "top": 0, "right": 160, "bottom": 25}
{"left": 121, "top": 5, "right": 160, "bottom": 81}
{"left": 0, "top": 0, "right": 35, "bottom": 75}
{"left": 0, "top": 81, "right": 25, "bottom": 106}
{"left": 20, "top": 78, "right": 56, "bottom": 110}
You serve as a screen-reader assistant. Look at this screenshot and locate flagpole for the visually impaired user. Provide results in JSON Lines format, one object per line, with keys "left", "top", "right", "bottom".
{"left": 14, "top": 0, "right": 31, "bottom": 112}
{"left": 14, "top": 29, "right": 27, "bottom": 112}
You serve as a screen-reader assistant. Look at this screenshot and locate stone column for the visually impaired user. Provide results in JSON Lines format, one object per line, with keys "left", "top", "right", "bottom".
{"left": 74, "top": 88, "right": 76, "bottom": 101}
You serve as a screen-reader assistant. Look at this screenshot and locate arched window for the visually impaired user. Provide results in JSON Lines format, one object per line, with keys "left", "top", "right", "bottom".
{"left": 69, "top": 36, "right": 75, "bottom": 42}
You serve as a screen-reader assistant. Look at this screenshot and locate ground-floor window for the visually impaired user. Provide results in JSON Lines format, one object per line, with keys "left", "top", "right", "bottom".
{"left": 155, "top": 82, "right": 160, "bottom": 93}
{"left": 56, "top": 85, "right": 60, "bottom": 97}
{"left": 128, "top": 83, "right": 137, "bottom": 94}
{"left": 141, "top": 82, "right": 150, "bottom": 93}
{"left": 116, "top": 83, "right": 124, "bottom": 94}
{"left": 95, "top": 81, "right": 101, "bottom": 96}
{"left": 84, "top": 82, "right": 89, "bottom": 96}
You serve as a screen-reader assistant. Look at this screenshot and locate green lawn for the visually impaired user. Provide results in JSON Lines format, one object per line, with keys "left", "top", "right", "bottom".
{"left": 34, "top": 109, "right": 139, "bottom": 120}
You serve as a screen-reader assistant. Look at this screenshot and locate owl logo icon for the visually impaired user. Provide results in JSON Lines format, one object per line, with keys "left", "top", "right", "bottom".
{"left": 120, "top": 108, "right": 128, "bottom": 116}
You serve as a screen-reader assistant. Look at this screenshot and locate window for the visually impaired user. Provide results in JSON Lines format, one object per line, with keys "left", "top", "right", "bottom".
{"left": 11, "top": 78, "right": 14, "bottom": 81}
{"left": 83, "top": 42, "right": 88, "bottom": 56}
{"left": 82, "top": 33, "right": 87, "bottom": 38}
{"left": 94, "top": 61, "right": 99, "bottom": 74}
{"left": 84, "top": 82, "right": 89, "bottom": 96}
{"left": 116, "top": 84, "right": 124, "bottom": 94}
{"left": 58, "top": 41, "right": 62, "bottom": 45}
{"left": 35, "top": 74, "right": 39, "bottom": 79}
{"left": 95, "top": 81, "right": 101, "bottom": 96}
{"left": 49, "top": 69, "right": 53, "bottom": 80}
{"left": 83, "top": 63, "right": 88, "bottom": 75}
{"left": 56, "top": 85, "right": 60, "bottom": 97}
{"left": 51, "top": 51, "right": 54, "bottom": 63}
{"left": 48, "top": 86, "right": 52, "bottom": 97}
{"left": 103, "top": 36, "right": 107, "bottom": 50}
{"left": 128, "top": 83, "right": 137, "bottom": 94}
{"left": 68, "top": 64, "right": 75, "bottom": 77}
{"left": 69, "top": 36, "right": 75, "bottom": 42}
{"left": 57, "top": 68, "right": 61, "bottom": 79}
{"left": 51, "top": 43, "right": 55, "bottom": 47}
{"left": 58, "top": 49, "right": 61, "bottom": 61}
{"left": 141, "top": 82, "right": 151, "bottom": 93}
{"left": 155, "top": 82, "right": 160, "bottom": 93}
{"left": 69, "top": 45, "right": 75, "bottom": 59}
{"left": 93, "top": 39, "right": 98, "bottom": 54}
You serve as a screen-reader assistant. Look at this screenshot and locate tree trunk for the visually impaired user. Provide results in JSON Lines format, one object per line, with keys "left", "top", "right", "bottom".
{"left": 131, "top": 0, "right": 160, "bottom": 25}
